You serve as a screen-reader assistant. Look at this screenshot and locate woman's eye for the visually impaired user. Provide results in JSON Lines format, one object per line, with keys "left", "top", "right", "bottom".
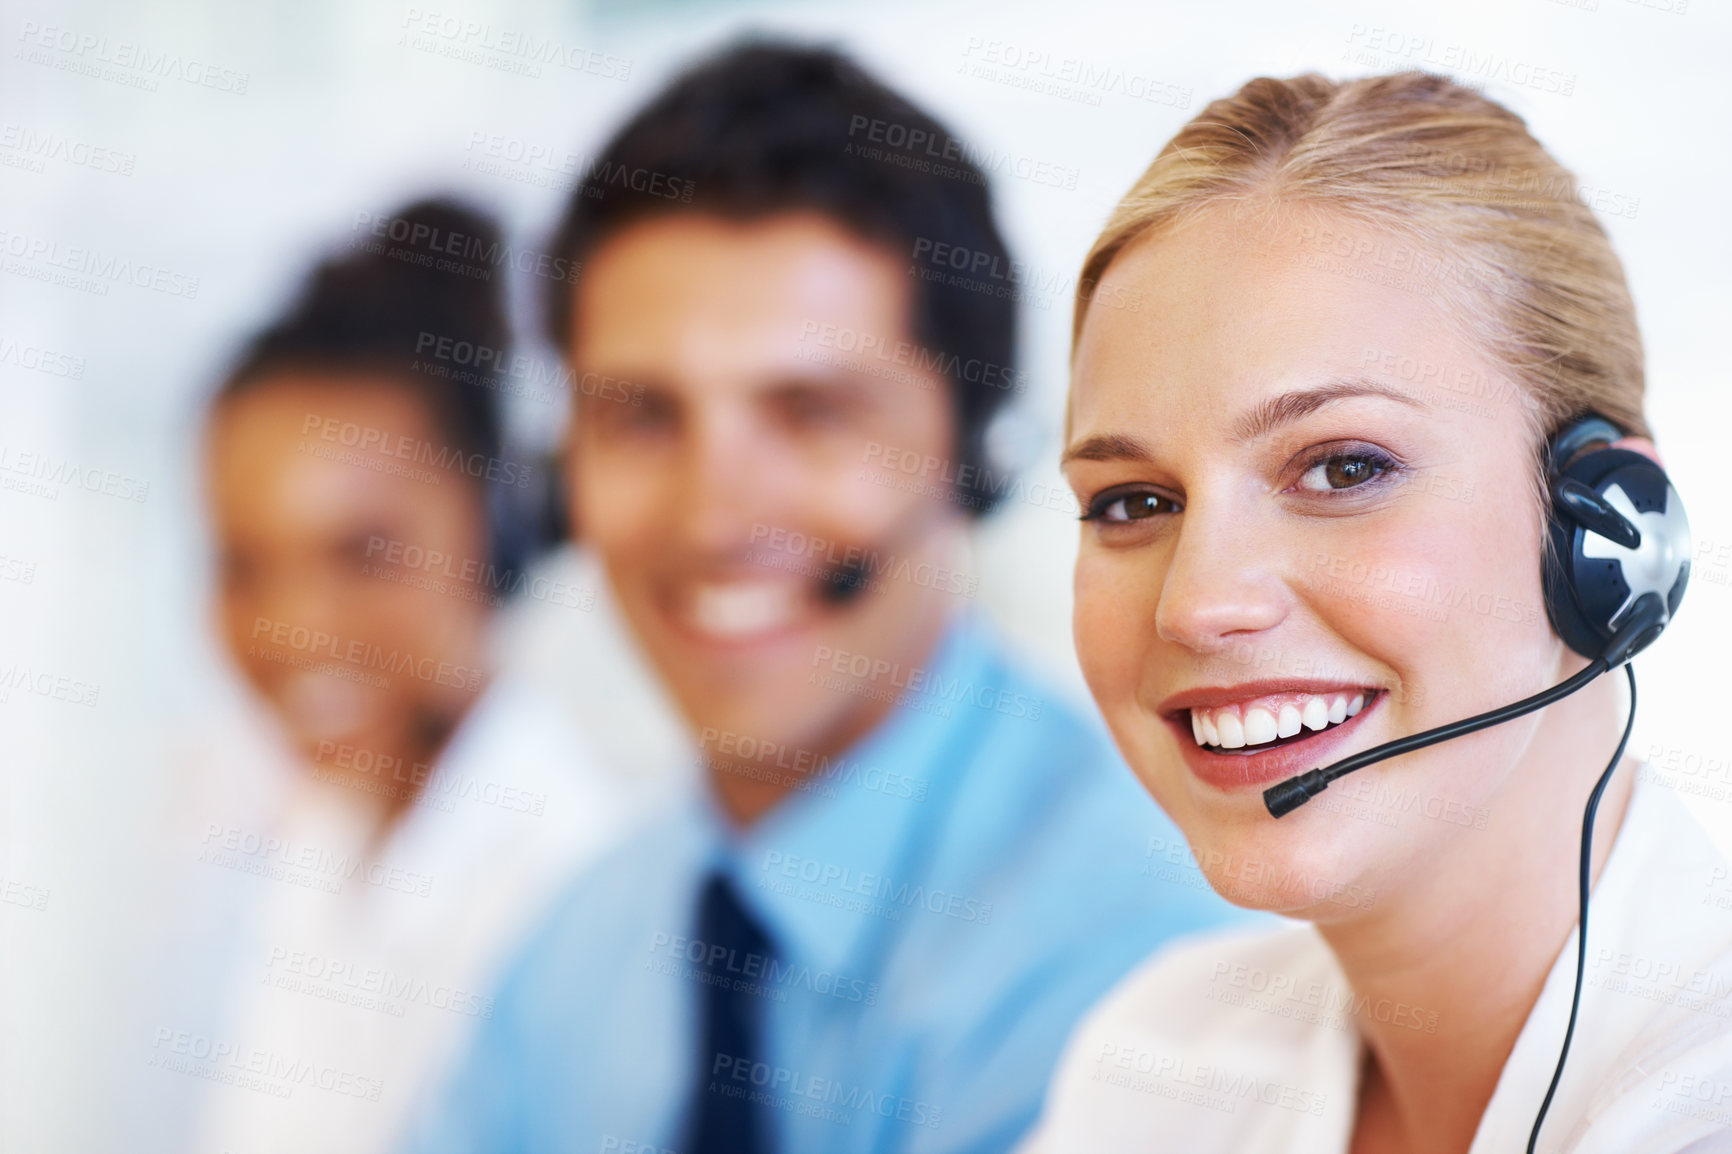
{"left": 1084, "top": 489, "right": 1179, "bottom": 523}
{"left": 1295, "top": 451, "right": 1394, "bottom": 493}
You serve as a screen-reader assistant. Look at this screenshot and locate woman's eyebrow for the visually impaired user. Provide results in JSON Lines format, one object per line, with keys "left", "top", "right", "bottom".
{"left": 1231, "top": 378, "right": 1424, "bottom": 443}
{"left": 1060, "top": 432, "right": 1156, "bottom": 466}
{"left": 1061, "top": 378, "right": 1425, "bottom": 466}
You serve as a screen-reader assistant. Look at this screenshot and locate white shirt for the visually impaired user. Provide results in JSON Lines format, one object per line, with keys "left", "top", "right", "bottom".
{"left": 1023, "top": 771, "right": 1732, "bottom": 1153}
{"left": 181, "top": 678, "right": 649, "bottom": 1154}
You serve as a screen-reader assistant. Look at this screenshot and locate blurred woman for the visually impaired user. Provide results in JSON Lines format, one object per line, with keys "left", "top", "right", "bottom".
{"left": 1026, "top": 74, "right": 1729, "bottom": 1152}
{"left": 178, "top": 199, "right": 642, "bottom": 1154}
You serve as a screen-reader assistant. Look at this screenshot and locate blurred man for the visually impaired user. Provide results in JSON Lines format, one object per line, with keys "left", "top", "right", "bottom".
{"left": 408, "top": 42, "right": 1244, "bottom": 1154}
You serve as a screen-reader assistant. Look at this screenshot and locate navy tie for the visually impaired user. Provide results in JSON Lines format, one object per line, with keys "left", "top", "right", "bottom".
{"left": 687, "top": 871, "right": 777, "bottom": 1154}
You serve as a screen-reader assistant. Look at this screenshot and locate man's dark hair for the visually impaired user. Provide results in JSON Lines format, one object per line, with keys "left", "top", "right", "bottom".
{"left": 545, "top": 40, "right": 1019, "bottom": 515}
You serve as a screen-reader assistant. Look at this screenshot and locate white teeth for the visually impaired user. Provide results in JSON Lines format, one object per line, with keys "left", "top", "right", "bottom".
{"left": 1242, "top": 707, "right": 1277, "bottom": 746}
{"left": 1277, "top": 703, "right": 1302, "bottom": 739}
{"left": 689, "top": 582, "right": 798, "bottom": 639}
{"left": 1188, "top": 691, "right": 1373, "bottom": 750}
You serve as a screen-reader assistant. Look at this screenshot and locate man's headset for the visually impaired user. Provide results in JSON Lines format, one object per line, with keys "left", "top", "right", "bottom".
{"left": 1259, "top": 412, "right": 1691, "bottom": 1152}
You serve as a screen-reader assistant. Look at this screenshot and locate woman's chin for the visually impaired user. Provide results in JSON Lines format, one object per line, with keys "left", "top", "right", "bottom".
{"left": 1177, "top": 818, "right": 1384, "bottom": 920}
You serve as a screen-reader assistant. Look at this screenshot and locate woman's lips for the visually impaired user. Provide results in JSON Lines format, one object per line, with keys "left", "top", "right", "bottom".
{"left": 1170, "top": 692, "right": 1384, "bottom": 791}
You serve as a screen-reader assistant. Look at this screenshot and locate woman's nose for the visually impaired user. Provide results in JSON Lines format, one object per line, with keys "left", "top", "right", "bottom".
{"left": 1154, "top": 508, "right": 1291, "bottom": 654}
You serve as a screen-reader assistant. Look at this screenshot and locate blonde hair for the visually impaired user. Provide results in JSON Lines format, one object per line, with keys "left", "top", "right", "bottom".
{"left": 1074, "top": 72, "right": 1647, "bottom": 441}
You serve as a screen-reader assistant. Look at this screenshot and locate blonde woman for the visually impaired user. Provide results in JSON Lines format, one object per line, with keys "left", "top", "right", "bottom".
{"left": 1025, "top": 73, "right": 1729, "bottom": 1153}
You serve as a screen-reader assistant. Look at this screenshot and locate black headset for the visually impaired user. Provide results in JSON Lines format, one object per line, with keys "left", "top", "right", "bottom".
{"left": 1260, "top": 413, "right": 1690, "bottom": 1152}
{"left": 1541, "top": 413, "right": 1691, "bottom": 665}
{"left": 1264, "top": 412, "right": 1691, "bottom": 818}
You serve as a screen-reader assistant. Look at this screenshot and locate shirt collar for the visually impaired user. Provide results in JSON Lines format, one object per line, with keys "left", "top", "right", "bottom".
{"left": 1470, "top": 768, "right": 1732, "bottom": 1149}
{"left": 708, "top": 613, "right": 996, "bottom": 977}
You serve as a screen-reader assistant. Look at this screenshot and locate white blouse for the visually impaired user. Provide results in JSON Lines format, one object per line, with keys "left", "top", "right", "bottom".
{"left": 1022, "top": 771, "right": 1732, "bottom": 1153}
{"left": 180, "top": 678, "right": 653, "bottom": 1154}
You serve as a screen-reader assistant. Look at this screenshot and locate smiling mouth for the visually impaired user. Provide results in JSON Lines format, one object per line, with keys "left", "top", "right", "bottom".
{"left": 681, "top": 579, "right": 806, "bottom": 641}
{"left": 1186, "top": 690, "right": 1377, "bottom": 755}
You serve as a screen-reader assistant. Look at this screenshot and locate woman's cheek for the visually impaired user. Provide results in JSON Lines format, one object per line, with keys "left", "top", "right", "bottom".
{"left": 1073, "top": 551, "right": 1149, "bottom": 712}
{"left": 1074, "top": 551, "right": 1178, "bottom": 804}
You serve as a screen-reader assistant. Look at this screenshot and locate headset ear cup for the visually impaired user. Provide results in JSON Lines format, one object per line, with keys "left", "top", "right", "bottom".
{"left": 486, "top": 476, "right": 523, "bottom": 582}
{"left": 1543, "top": 438, "right": 1690, "bottom": 663}
{"left": 1543, "top": 504, "right": 1605, "bottom": 660}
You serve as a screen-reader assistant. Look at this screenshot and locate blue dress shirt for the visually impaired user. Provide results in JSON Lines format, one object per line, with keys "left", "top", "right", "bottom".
{"left": 404, "top": 614, "right": 1248, "bottom": 1154}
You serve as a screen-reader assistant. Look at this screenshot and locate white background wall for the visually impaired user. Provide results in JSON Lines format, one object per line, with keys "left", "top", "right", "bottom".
{"left": 2, "top": 0, "right": 1728, "bottom": 1148}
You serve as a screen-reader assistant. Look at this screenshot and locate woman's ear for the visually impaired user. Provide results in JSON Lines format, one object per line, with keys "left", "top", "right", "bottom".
{"left": 1612, "top": 435, "right": 1662, "bottom": 468}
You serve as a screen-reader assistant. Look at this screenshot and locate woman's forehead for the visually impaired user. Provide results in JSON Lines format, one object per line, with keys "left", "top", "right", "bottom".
{"left": 1068, "top": 215, "right": 1492, "bottom": 430}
